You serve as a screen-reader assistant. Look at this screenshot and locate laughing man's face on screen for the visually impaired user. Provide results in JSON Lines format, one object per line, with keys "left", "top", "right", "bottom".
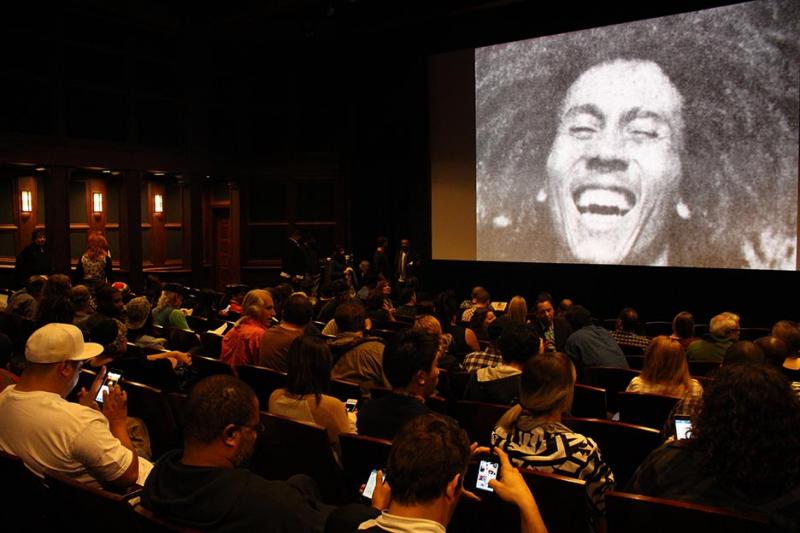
{"left": 545, "top": 59, "right": 685, "bottom": 265}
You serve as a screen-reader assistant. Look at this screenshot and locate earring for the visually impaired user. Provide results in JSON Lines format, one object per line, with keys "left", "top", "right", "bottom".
{"left": 536, "top": 188, "right": 547, "bottom": 202}
{"left": 676, "top": 200, "right": 691, "bottom": 220}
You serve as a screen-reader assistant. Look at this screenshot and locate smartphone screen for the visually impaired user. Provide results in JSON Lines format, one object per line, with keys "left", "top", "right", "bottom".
{"left": 674, "top": 415, "right": 693, "bottom": 440}
{"left": 362, "top": 469, "right": 379, "bottom": 500}
{"left": 475, "top": 457, "right": 500, "bottom": 492}
{"left": 95, "top": 371, "right": 123, "bottom": 404}
{"left": 345, "top": 399, "right": 358, "bottom": 413}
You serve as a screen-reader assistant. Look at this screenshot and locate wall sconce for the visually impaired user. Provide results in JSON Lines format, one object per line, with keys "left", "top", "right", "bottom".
{"left": 92, "top": 192, "right": 104, "bottom": 214}
{"left": 21, "top": 190, "right": 33, "bottom": 214}
{"left": 153, "top": 193, "right": 164, "bottom": 214}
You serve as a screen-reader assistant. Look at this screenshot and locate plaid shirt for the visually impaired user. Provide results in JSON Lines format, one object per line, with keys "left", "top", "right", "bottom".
{"left": 462, "top": 349, "right": 502, "bottom": 373}
{"left": 611, "top": 330, "right": 651, "bottom": 349}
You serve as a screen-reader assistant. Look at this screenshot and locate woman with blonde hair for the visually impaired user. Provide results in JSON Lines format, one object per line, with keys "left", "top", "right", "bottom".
{"left": 492, "top": 351, "right": 615, "bottom": 522}
{"left": 220, "top": 289, "right": 275, "bottom": 367}
{"left": 626, "top": 336, "right": 703, "bottom": 398}
{"left": 506, "top": 295, "right": 528, "bottom": 326}
{"left": 152, "top": 285, "right": 191, "bottom": 331}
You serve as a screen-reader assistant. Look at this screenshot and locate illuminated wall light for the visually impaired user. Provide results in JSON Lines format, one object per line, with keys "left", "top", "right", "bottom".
{"left": 153, "top": 193, "right": 164, "bottom": 214}
{"left": 21, "top": 190, "right": 33, "bottom": 213}
{"left": 92, "top": 192, "right": 104, "bottom": 213}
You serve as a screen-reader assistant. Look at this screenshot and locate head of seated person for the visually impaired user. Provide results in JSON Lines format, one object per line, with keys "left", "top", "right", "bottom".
{"left": 688, "top": 363, "right": 800, "bottom": 500}
{"left": 616, "top": 307, "right": 641, "bottom": 333}
{"left": 772, "top": 320, "right": 800, "bottom": 359}
{"left": 334, "top": 302, "right": 367, "bottom": 335}
{"left": 282, "top": 293, "right": 313, "bottom": 328}
{"left": 95, "top": 283, "right": 124, "bottom": 319}
{"left": 384, "top": 329, "right": 439, "bottom": 398}
{"left": 723, "top": 340, "right": 765, "bottom": 367}
{"left": 639, "top": 335, "right": 694, "bottom": 394}
{"left": 498, "top": 324, "right": 541, "bottom": 367}
{"left": 754, "top": 336, "right": 789, "bottom": 370}
{"left": 672, "top": 311, "right": 695, "bottom": 340}
{"left": 285, "top": 335, "right": 332, "bottom": 405}
{"left": 237, "top": 289, "right": 275, "bottom": 328}
{"left": 383, "top": 414, "right": 471, "bottom": 527}
{"left": 468, "top": 308, "right": 496, "bottom": 341}
{"left": 565, "top": 305, "right": 593, "bottom": 332}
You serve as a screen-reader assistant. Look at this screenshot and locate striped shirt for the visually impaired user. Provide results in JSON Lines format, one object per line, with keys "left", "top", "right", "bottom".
{"left": 492, "top": 418, "right": 615, "bottom": 516}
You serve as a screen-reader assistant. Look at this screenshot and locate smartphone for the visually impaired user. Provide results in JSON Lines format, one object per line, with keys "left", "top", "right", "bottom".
{"left": 95, "top": 370, "right": 123, "bottom": 404}
{"left": 362, "top": 469, "right": 384, "bottom": 500}
{"left": 475, "top": 455, "right": 500, "bottom": 492}
{"left": 345, "top": 398, "right": 358, "bottom": 413}
{"left": 674, "top": 415, "right": 693, "bottom": 440}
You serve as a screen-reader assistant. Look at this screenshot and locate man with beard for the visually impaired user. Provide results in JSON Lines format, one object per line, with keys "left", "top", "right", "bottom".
{"left": 141, "top": 375, "right": 331, "bottom": 532}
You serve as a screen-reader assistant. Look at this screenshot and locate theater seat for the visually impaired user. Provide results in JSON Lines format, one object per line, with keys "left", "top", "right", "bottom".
{"left": 132, "top": 503, "right": 202, "bottom": 533}
{"left": 580, "top": 366, "right": 641, "bottom": 413}
{"left": 572, "top": 383, "right": 608, "bottom": 419}
{"left": 453, "top": 400, "right": 511, "bottom": 445}
{"left": 338, "top": 433, "right": 392, "bottom": 495}
{"left": 617, "top": 391, "right": 680, "bottom": 430}
{"left": 605, "top": 491, "right": 773, "bottom": 533}
{"left": 236, "top": 364, "right": 287, "bottom": 410}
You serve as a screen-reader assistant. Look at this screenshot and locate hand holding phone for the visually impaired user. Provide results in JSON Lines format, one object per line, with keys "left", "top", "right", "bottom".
{"left": 475, "top": 454, "right": 501, "bottom": 492}
{"left": 345, "top": 398, "right": 358, "bottom": 413}
{"left": 95, "top": 370, "right": 123, "bottom": 404}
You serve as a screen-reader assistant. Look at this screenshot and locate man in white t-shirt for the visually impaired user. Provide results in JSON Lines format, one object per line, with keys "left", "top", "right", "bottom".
{"left": 0, "top": 323, "right": 150, "bottom": 489}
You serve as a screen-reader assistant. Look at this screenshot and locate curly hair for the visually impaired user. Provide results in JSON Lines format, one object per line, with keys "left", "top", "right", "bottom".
{"left": 184, "top": 375, "right": 257, "bottom": 444}
{"left": 690, "top": 364, "right": 800, "bottom": 498}
{"left": 476, "top": 0, "right": 798, "bottom": 269}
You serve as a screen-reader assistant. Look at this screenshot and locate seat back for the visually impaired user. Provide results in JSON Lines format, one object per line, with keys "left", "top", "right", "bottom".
{"left": 132, "top": 504, "right": 203, "bottom": 533}
{"left": 44, "top": 470, "right": 140, "bottom": 533}
{"left": 190, "top": 354, "right": 235, "bottom": 382}
{"left": 617, "top": 391, "right": 680, "bottom": 430}
{"left": 0, "top": 450, "right": 52, "bottom": 532}
{"left": 338, "top": 432, "right": 392, "bottom": 495}
{"left": 121, "top": 379, "right": 180, "bottom": 459}
{"left": 328, "top": 378, "right": 363, "bottom": 403}
{"left": 251, "top": 411, "right": 347, "bottom": 504}
{"left": 618, "top": 343, "right": 645, "bottom": 356}
{"left": 453, "top": 465, "right": 589, "bottom": 533}
{"left": 572, "top": 383, "right": 608, "bottom": 419}
{"left": 169, "top": 329, "right": 201, "bottom": 352}
{"left": 625, "top": 355, "right": 645, "bottom": 370}
{"left": 236, "top": 364, "right": 287, "bottom": 409}
{"left": 114, "top": 356, "right": 180, "bottom": 392}
{"left": 199, "top": 331, "right": 223, "bottom": 358}
{"left": 453, "top": 400, "right": 511, "bottom": 445}
{"left": 645, "top": 321, "right": 673, "bottom": 337}
{"left": 563, "top": 417, "right": 662, "bottom": 488}
{"left": 580, "top": 366, "right": 640, "bottom": 413}
{"left": 605, "top": 491, "right": 773, "bottom": 533}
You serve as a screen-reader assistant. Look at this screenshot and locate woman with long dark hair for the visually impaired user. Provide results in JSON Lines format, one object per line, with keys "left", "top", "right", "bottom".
{"left": 269, "top": 335, "right": 353, "bottom": 459}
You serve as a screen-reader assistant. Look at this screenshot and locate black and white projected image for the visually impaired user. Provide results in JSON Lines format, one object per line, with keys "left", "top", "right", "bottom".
{"left": 475, "top": 0, "right": 799, "bottom": 270}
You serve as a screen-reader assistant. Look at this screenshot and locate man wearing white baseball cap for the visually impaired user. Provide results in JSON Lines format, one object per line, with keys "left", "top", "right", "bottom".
{"left": 0, "top": 323, "right": 149, "bottom": 489}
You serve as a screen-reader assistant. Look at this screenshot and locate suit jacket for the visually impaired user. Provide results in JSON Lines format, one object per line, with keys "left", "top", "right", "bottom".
{"left": 394, "top": 249, "right": 420, "bottom": 283}
{"left": 533, "top": 317, "right": 572, "bottom": 353}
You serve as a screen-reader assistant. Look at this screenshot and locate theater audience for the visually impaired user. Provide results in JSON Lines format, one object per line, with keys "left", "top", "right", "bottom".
{"left": 772, "top": 320, "right": 800, "bottom": 382}
{"left": 327, "top": 414, "right": 546, "bottom": 533}
{"left": 461, "top": 286, "right": 491, "bottom": 322}
{"left": 492, "top": 351, "right": 615, "bottom": 523}
{"left": 628, "top": 363, "right": 800, "bottom": 530}
{"left": 532, "top": 292, "right": 572, "bottom": 352}
{"left": 7, "top": 274, "right": 46, "bottom": 320}
{"left": 0, "top": 324, "right": 150, "bottom": 489}
{"left": 365, "top": 280, "right": 395, "bottom": 324}
{"left": 670, "top": 311, "right": 698, "bottom": 351}
{"left": 70, "top": 284, "right": 93, "bottom": 324}
{"left": 220, "top": 289, "right": 275, "bottom": 367}
{"left": 464, "top": 324, "right": 542, "bottom": 405}
{"left": 268, "top": 336, "right": 352, "bottom": 460}
{"left": 435, "top": 291, "right": 480, "bottom": 359}
{"left": 330, "top": 302, "right": 389, "bottom": 393}
{"left": 259, "top": 293, "right": 314, "bottom": 373}
{"left": 686, "top": 311, "right": 740, "bottom": 363}
{"left": 357, "top": 329, "right": 439, "bottom": 440}
{"left": 625, "top": 336, "right": 703, "bottom": 398}
{"left": 152, "top": 285, "right": 192, "bottom": 330}
{"left": 142, "top": 375, "right": 332, "bottom": 532}
{"left": 76, "top": 282, "right": 125, "bottom": 336}
{"left": 611, "top": 307, "right": 650, "bottom": 349}
{"left": 564, "top": 305, "right": 628, "bottom": 376}
{"left": 394, "top": 287, "right": 418, "bottom": 318}
{"left": 125, "top": 296, "right": 168, "bottom": 349}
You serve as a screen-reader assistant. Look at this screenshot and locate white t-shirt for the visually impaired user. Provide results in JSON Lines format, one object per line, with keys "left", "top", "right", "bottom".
{"left": 0, "top": 386, "right": 139, "bottom": 489}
